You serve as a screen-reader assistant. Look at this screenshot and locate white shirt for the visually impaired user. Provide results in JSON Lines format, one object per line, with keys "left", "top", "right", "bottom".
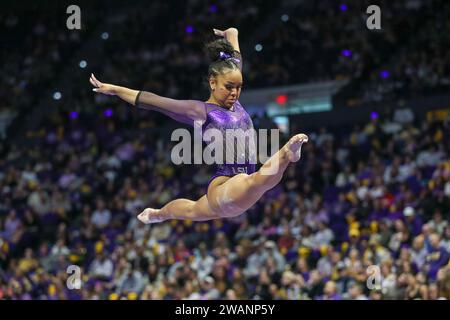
{"left": 91, "top": 209, "right": 111, "bottom": 228}
{"left": 90, "top": 258, "right": 114, "bottom": 278}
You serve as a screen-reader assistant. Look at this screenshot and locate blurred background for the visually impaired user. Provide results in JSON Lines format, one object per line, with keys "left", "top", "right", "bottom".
{"left": 0, "top": 0, "right": 449, "bottom": 300}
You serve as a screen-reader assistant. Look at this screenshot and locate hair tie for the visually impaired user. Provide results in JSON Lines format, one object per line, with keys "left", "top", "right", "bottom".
{"left": 219, "top": 52, "right": 241, "bottom": 65}
{"left": 219, "top": 51, "right": 232, "bottom": 60}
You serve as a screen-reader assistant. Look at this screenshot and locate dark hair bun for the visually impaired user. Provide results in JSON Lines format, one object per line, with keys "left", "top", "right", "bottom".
{"left": 205, "top": 39, "right": 235, "bottom": 63}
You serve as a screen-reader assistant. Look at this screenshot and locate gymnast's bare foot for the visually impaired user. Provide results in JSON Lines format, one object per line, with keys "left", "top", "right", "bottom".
{"left": 137, "top": 208, "right": 165, "bottom": 224}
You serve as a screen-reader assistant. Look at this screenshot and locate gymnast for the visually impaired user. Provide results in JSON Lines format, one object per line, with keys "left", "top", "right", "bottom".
{"left": 89, "top": 27, "right": 308, "bottom": 223}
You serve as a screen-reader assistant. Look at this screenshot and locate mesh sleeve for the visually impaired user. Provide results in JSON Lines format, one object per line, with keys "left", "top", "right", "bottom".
{"left": 135, "top": 91, "right": 197, "bottom": 126}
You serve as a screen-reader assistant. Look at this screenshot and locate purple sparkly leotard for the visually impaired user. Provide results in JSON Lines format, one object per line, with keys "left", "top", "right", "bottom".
{"left": 134, "top": 51, "right": 255, "bottom": 185}
{"left": 202, "top": 100, "right": 257, "bottom": 185}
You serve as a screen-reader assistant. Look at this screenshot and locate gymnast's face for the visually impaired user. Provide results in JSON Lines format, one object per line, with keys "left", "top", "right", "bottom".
{"left": 210, "top": 69, "right": 243, "bottom": 109}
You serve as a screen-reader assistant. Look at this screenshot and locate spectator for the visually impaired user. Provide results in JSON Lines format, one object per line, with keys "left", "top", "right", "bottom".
{"left": 91, "top": 199, "right": 112, "bottom": 229}
{"left": 89, "top": 252, "right": 114, "bottom": 281}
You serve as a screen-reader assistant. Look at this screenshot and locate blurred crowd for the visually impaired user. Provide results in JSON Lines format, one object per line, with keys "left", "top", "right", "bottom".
{"left": 0, "top": 1, "right": 105, "bottom": 122}
{"left": 354, "top": 0, "right": 450, "bottom": 105}
{"left": 58, "top": 0, "right": 279, "bottom": 116}
{"left": 0, "top": 102, "right": 449, "bottom": 299}
{"left": 0, "top": 0, "right": 278, "bottom": 139}
{"left": 251, "top": 0, "right": 450, "bottom": 105}
{"left": 3, "top": 0, "right": 450, "bottom": 131}
{"left": 1, "top": 0, "right": 449, "bottom": 301}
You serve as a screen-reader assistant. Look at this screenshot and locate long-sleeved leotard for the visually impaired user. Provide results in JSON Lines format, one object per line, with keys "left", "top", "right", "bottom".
{"left": 134, "top": 51, "right": 255, "bottom": 184}
{"left": 134, "top": 97, "right": 257, "bottom": 185}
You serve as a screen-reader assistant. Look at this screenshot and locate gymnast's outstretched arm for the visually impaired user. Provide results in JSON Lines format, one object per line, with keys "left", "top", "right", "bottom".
{"left": 89, "top": 73, "right": 205, "bottom": 125}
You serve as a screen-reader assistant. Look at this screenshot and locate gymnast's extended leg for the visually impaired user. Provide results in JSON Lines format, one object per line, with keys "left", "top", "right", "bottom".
{"left": 137, "top": 133, "right": 308, "bottom": 223}
{"left": 137, "top": 194, "right": 221, "bottom": 223}
{"left": 207, "top": 133, "right": 308, "bottom": 217}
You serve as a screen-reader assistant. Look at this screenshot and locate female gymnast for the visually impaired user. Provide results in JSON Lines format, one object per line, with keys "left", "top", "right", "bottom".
{"left": 90, "top": 27, "right": 308, "bottom": 224}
